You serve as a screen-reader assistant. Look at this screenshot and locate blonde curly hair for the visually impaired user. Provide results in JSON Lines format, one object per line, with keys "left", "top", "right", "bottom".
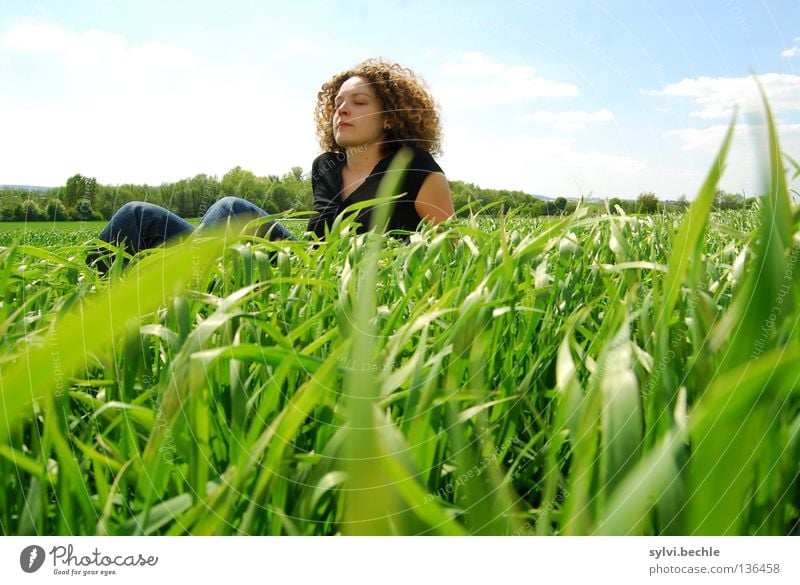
{"left": 315, "top": 58, "right": 442, "bottom": 156}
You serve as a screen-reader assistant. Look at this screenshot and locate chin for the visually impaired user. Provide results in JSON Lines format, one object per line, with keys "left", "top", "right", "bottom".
{"left": 334, "top": 133, "right": 356, "bottom": 147}
{"left": 335, "top": 138, "right": 368, "bottom": 150}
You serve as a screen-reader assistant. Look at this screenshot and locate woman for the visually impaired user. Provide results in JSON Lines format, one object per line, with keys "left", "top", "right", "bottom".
{"left": 91, "top": 58, "right": 455, "bottom": 269}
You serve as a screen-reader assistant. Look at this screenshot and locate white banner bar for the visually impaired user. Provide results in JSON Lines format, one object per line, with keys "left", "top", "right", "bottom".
{"left": 1, "top": 536, "right": 797, "bottom": 584}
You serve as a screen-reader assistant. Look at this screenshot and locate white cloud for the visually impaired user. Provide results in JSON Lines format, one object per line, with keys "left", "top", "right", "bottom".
{"left": 423, "top": 51, "right": 649, "bottom": 195}
{"left": 666, "top": 122, "right": 800, "bottom": 196}
{"left": 516, "top": 109, "right": 614, "bottom": 130}
{"left": 780, "top": 47, "right": 799, "bottom": 58}
{"left": 438, "top": 124, "right": 648, "bottom": 198}
{"left": 668, "top": 122, "right": 800, "bottom": 152}
{"left": 439, "top": 118, "right": 800, "bottom": 200}
{"left": 644, "top": 73, "right": 800, "bottom": 119}
{"left": 0, "top": 21, "right": 318, "bottom": 185}
{"left": 2, "top": 20, "right": 195, "bottom": 74}
{"left": 432, "top": 51, "right": 578, "bottom": 110}
{"left": 647, "top": 73, "right": 800, "bottom": 196}
{"left": 3, "top": 21, "right": 79, "bottom": 53}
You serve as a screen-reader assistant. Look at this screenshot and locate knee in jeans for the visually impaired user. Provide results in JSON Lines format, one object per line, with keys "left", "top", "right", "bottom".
{"left": 205, "top": 196, "right": 231, "bottom": 216}
{"left": 217, "top": 196, "right": 251, "bottom": 211}
{"left": 216, "top": 196, "right": 238, "bottom": 207}
{"left": 116, "top": 201, "right": 139, "bottom": 214}
{"left": 110, "top": 201, "right": 143, "bottom": 223}
{"left": 211, "top": 196, "right": 259, "bottom": 219}
{"left": 115, "top": 201, "right": 155, "bottom": 219}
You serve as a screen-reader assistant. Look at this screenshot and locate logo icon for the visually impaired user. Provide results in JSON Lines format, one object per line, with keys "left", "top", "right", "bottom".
{"left": 20, "top": 545, "right": 46, "bottom": 573}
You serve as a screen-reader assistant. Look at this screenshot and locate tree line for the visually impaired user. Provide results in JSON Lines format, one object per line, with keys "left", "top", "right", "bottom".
{"left": 0, "top": 167, "right": 754, "bottom": 222}
{"left": 0, "top": 167, "right": 311, "bottom": 222}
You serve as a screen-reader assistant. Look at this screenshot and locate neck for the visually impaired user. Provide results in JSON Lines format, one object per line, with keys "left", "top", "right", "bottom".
{"left": 343, "top": 142, "right": 388, "bottom": 174}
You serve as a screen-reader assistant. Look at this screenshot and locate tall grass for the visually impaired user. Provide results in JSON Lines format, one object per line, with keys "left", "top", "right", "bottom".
{"left": 1, "top": 95, "right": 798, "bottom": 535}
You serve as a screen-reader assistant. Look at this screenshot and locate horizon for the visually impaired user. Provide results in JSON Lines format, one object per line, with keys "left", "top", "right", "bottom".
{"left": 1, "top": 1, "right": 798, "bottom": 200}
{"left": 0, "top": 177, "right": 760, "bottom": 204}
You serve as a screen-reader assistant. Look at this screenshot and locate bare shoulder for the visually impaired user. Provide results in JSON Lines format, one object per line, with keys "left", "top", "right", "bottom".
{"left": 415, "top": 171, "right": 455, "bottom": 225}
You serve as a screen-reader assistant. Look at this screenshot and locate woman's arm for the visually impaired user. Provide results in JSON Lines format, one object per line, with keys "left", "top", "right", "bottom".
{"left": 306, "top": 154, "right": 339, "bottom": 238}
{"left": 415, "top": 172, "right": 455, "bottom": 225}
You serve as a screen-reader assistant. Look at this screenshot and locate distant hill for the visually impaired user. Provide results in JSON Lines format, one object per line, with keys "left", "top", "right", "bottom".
{"left": 0, "top": 184, "right": 52, "bottom": 193}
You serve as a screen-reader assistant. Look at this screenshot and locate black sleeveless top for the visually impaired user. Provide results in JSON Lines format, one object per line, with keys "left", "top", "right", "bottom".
{"left": 307, "top": 146, "right": 444, "bottom": 239}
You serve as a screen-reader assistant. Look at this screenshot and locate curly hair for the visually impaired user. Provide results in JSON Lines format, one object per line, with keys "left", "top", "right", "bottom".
{"left": 314, "top": 58, "right": 442, "bottom": 156}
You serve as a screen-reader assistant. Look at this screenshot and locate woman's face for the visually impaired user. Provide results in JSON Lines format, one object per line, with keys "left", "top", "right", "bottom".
{"left": 332, "top": 76, "right": 387, "bottom": 150}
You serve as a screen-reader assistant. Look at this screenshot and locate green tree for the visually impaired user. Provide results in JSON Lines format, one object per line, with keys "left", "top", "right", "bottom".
{"left": 65, "top": 174, "right": 81, "bottom": 208}
{"left": 270, "top": 183, "right": 295, "bottom": 212}
{"left": 714, "top": 189, "right": 746, "bottom": 210}
{"left": 636, "top": 191, "right": 659, "bottom": 214}
{"left": 713, "top": 188, "right": 726, "bottom": 209}
{"left": 46, "top": 199, "right": 68, "bottom": 221}
{"left": 187, "top": 174, "right": 221, "bottom": 217}
{"left": 64, "top": 174, "right": 97, "bottom": 209}
{"left": 84, "top": 176, "right": 97, "bottom": 207}
{"left": 451, "top": 190, "right": 471, "bottom": 216}
{"left": 221, "top": 166, "right": 258, "bottom": 199}
{"left": 15, "top": 199, "right": 43, "bottom": 221}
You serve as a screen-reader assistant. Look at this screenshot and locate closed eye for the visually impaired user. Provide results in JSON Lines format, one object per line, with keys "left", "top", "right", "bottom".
{"left": 335, "top": 98, "right": 370, "bottom": 107}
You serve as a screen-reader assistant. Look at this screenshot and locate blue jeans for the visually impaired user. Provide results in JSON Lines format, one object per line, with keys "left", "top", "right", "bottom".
{"left": 97, "top": 196, "right": 296, "bottom": 255}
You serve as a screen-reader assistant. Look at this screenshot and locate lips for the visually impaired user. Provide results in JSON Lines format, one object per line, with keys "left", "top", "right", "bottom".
{"left": 337, "top": 122, "right": 352, "bottom": 129}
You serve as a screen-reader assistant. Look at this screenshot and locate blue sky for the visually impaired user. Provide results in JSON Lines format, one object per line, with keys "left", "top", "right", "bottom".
{"left": 1, "top": 0, "right": 799, "bottom": 199}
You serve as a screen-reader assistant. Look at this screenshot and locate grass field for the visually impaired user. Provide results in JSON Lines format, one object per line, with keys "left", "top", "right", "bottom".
{"left": 0, "top": 219, "right": 310, "bottom": 247}
{"left": 1, "top": 105, "right": 799, "bottom": 536}
{"left": 0, "top": 221, "right": 109, "bottom": 247}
